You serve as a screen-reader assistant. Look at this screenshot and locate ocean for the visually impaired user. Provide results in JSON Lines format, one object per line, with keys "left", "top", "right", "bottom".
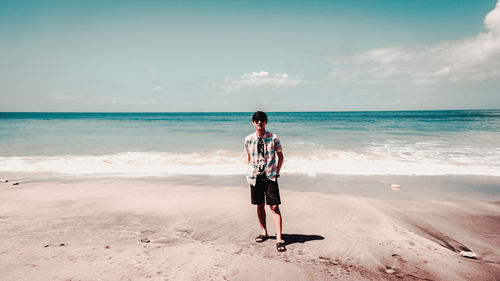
{"left": 0, "top": 110, "right": 499, "bottom": 178}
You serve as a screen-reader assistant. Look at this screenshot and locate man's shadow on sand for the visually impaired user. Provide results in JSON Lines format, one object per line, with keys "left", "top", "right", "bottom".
{"left": 268, "top": 234, "right": 325, "bottom": 246}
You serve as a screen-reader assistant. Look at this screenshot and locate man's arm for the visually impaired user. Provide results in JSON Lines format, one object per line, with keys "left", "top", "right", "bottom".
{"left": 276, "top": 151, "right": 284, "bottom": 175}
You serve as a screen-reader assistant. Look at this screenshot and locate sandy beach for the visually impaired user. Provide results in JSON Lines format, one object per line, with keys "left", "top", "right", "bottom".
{"left": 2, "top": 0, "right": 500, "bottom": 278}
{"left": 1, "top": 175, "right": 500, "bottom": 281}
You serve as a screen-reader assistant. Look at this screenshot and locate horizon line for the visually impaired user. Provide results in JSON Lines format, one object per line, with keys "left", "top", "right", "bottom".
{"left": 1, "top": 108, "right": 499, "bottom": 114}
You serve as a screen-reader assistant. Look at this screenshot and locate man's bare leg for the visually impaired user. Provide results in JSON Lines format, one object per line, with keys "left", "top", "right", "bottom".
{"left": 257, "top": 203, "right": 268, "bottom": 236}
{"left": 270, "top": 205, "right": 282, "bottom": 241}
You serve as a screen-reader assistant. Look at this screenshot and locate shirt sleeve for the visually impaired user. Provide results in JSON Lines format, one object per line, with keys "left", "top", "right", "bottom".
{"left": 244, "top": 138, "right": 250, "bottom": 154}
{"left": 274, "top": 135, "right": 282, "bottom": 153}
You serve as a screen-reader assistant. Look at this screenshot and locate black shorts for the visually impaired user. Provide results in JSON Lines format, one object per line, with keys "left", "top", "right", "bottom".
{"left": 251, "top": 176, "right": 281, "bottom": 205}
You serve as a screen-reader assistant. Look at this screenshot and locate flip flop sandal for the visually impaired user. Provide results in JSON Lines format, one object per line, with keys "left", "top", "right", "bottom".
{"left": 255, "top": 234, "right": 268, "bottom": 243}
{"left": 276, "top": 241, "right": 287, "bottom": 252}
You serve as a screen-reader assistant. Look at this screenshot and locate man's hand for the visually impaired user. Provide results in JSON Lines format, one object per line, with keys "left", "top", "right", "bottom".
{"left": 276, "top": 151, "right": 284, "bottom": 175}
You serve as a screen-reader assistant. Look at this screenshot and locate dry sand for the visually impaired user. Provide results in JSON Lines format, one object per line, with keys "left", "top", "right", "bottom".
{"left": 1, "top": 177, "right": 500, "bottom": 280}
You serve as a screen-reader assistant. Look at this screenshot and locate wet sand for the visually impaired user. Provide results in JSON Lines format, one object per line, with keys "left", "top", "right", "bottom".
{"left": 1, "top": 176, "right": 500, "bottom": 280}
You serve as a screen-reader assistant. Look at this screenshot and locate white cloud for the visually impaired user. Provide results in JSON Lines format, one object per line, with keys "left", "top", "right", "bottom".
{"left": 152, "top": 86, "right": 161, "bottom": 91}
{"left": 48, "top": 93, "right": 82, "bottom": 101}
{"left": 143, "top": 99, "right": 157, "bottom": 104}
{"left": 215, "top": 70, "right": 303, "bottom": 92}
{"left": 147, "top": 68, "right": 157, "bottom": 77}
{"left": 330, "top": 1, "right": 500, "bottom": 84}
{"left": 47, "top": 94, "right": 162, "bottom": 107}
{"left": 48, "top": 94, "right": 119, "bottom": 104}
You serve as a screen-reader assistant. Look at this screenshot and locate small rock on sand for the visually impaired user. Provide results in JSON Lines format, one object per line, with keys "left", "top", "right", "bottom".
{"left": 385, "top": 268, "right": 395, "bottom": 274}
{"left": 0, "top": 179, "right": 8, "bottom": 183}
{"left": 12, "top": 182, "right": 20, "bottom": 186}
{"left": 460, "top": 251, "right": 477, "bottom": 259}
{"left": 140, "top": 238, "right": 151, "bottom": 243}
{"left": 391, "top": 184, "right": 400, "bottom": 190}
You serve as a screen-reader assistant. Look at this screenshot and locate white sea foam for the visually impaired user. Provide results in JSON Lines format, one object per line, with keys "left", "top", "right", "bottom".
{"left": 0, "top": 149, "right": 498, "bottom": 177}
{"left": 0, "top": 151, "right": 246, "bottom": 177}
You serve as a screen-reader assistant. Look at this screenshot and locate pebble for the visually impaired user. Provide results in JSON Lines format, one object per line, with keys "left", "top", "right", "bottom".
{"left": 391, "top": 184, "right": 400, "bottom": 190}
{"left": 0, "top": 179, "right": 8, "bottom": 183}
{"left": 12, "top": 182, "right": 20, "bottom": 186}
{"left": 140, "top": 238, "right": 151, "bottom": 243}
{"left": 385, "top": 268, "right": 395, "bottom": 274}
{"left": 460, "top": 251, "right": 477, "bottom": 259}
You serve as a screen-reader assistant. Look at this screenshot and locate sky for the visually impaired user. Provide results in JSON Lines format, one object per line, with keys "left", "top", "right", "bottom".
{"left": 1, "top": 0, "right": 499, "bottom": 112}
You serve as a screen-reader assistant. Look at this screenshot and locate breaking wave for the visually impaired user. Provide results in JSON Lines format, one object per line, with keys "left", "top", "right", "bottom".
{"left": 0, "top": 149, "right": 498, "bottom": 177}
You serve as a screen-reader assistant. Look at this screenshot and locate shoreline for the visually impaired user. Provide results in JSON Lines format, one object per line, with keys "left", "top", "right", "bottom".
{"left": 1, "top": 176, "right": 500, "bottom": 280}
{"left": 3, "top": 172, "right": 500, "bottom": 201}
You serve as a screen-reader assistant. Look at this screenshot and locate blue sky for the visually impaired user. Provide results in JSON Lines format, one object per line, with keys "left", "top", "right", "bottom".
{"left": 1, "top": 0, "right": 499, "bottom": 112}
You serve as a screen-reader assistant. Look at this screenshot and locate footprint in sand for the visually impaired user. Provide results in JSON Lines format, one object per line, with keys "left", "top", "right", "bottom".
{"left": 174, "top": 228, "right": 193, "bottom": 238}
{"left": 392, "top": 253, "right": 408, "bottom": 264}
{"left": 153, "top": 237, "right": 182, "bottom": 245}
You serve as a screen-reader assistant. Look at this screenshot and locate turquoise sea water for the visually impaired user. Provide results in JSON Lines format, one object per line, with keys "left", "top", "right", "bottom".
{"left": 0, "top": 110, "right": 499, "bottom": 177}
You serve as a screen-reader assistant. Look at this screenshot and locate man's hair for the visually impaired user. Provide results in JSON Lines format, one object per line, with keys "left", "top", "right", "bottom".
{"left": 252, "top": 111, "right": 268, "bottom": 123}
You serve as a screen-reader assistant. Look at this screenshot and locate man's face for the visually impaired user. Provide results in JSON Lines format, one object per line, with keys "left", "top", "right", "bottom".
{"left": 253, "top": 119, "right": 267, "bottom": 131}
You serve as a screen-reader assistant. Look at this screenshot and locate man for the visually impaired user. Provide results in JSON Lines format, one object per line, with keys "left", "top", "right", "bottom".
{"left": 244, "top": 111, "right": 286, "bottom": 252}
